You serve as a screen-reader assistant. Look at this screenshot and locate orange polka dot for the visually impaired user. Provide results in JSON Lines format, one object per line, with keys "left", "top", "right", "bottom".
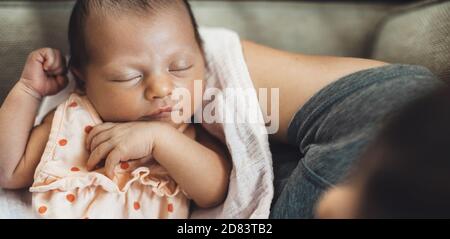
{"left": 84, "top": 126, "right": 93, "bottom": 134}
{"left": 59, "top": 139, "right": 68, "bottom": 146}
{"left": 168, "top": 203, "right": 174, "bottom": 213}
{"left": 120, "top": 162, "right": 130, "bottom": 170}
{"left": 71, "top": 167, "right": 80, "bottom": 172}
{"left": 134, "top": 202, "right": 141, "bottom": 210}
{"left": 66, "top": 194, "right": 76, "bottom": 203}
{"left": 69, "top": 102, "right": 78, "bottom": 108}
{"left": 38, "top": 206, "right": 47, "bottom": 214}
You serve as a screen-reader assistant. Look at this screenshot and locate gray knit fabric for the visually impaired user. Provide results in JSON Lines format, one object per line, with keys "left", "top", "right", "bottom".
{"left": 0, "top": 1, "right": 73, "bottom": 103}
{"left": 371, "top": 0, "right": 450, "bottom": 82}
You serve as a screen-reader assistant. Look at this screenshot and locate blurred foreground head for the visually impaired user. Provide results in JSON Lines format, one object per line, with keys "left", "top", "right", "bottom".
{"left": 317, "top": 86, "right": 450, "bottom": 219}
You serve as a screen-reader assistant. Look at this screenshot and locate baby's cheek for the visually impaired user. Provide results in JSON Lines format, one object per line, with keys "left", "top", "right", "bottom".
{"left": 96, "top": 100, "right": 141, "bottom": 122}
{"left": 173, "top": 81, "right": 198, "bottom": 116}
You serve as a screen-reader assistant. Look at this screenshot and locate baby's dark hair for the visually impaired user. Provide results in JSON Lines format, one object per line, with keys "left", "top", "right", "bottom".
{"left": 352, "top": 86, "right": 450, "bottom": 218}
{"left": 68, "top": 0, "right": 202, "bottom": 88}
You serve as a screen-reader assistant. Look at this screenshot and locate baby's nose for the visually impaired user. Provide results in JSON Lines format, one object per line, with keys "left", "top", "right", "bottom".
{"left": 144, "top": 76, "right": 174, "bottom": 100}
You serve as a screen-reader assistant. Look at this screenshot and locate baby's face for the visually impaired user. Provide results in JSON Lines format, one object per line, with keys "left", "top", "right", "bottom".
{"left": 79, "top": 9, "right": 205, "bottom": 128}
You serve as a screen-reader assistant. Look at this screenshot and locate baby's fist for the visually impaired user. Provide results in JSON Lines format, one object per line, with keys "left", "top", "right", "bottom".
{"left": 19, "top": 48, "right": 68, "bottom": 98}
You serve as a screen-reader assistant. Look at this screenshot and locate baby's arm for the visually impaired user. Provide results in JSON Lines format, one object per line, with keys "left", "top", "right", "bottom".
{"left": 85, "top": 122, "right": 231, "bottom": 208}
{"left": 0, "top": 106, "right": 54, "bottom": 189}
{"left": 152, "top": 124, "right": 231, "bottom": 208}
{"left": 0, "top": 48, "right": 67, "bottom": 189}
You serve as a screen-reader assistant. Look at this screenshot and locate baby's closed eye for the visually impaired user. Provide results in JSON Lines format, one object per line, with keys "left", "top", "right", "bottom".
{"left": 169, "top": 59, "right": 194, "bottom": 72}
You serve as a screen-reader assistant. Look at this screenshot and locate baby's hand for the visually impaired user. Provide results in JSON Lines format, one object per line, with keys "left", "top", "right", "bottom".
{"left": 19, "top": 48, "right": 68, "bottom": 98}
{"left": 85, "top": 122, "right": 163, "bottom": 179}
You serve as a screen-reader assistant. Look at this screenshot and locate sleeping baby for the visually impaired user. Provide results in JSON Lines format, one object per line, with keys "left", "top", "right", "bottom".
{"left": 0, "top": 0, "right": 231, "bottom": 219}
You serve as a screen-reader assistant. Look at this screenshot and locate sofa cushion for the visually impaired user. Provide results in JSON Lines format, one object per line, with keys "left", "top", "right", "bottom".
{"left": 371, "top": 0, "right": 450, "bottom": 82}
{"left": 0, "top": 1, "right": 73, "bottom": 103}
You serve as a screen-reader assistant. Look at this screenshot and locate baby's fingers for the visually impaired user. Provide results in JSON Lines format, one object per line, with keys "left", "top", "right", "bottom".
{"left": 105, "top": 148, "right": 123, "bottom": 179}
{"left": 89, "top": 130, "right": 112, "bottom": 153}
{"left": 86, "top": 141, "right": 114, "bottom": 171}
{"left": 44, "top": 75, "right": 69, "bottom": 96}
{"left": 44, "top": 49, "right": 67, "bottom": 75}
{"left": 42, "top": 48, "right": 58, "bottom": 71}
{"left": 86, "top": 123, "right": 116, "bottom": 151}
{"left": 56, "top": 75, "right": 69, "bottom": 89}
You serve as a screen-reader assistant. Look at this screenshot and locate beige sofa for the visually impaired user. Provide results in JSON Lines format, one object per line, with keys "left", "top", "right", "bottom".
{"left": 0, "top": 0, "right": 449, "bottom": 218}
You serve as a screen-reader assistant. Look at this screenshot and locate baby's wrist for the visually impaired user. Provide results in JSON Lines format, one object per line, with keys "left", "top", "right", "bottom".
{"left": 146, "top": 122, "right": 174, "bottom": 149}
{"left": 16, "top": 80, "right": 43, "bottom": 101}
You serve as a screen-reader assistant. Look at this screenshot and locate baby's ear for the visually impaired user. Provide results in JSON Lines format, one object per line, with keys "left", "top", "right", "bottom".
{"left": 69, "top": 67, "right": 86, "bottom": 94}
{"left": 70, "top": 67, "right": 83, "bottom": 81}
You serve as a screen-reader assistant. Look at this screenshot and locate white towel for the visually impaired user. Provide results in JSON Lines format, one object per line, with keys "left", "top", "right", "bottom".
{"left": 0, "top": 27, "right": 274, "bottom": 219}
{"left": 190, "top": 27, "right": 274, "bottom": 219}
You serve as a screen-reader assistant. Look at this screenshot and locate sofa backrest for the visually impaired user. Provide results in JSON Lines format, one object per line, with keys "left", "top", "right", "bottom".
{"left": 0, "top": 0, "right": 435, "bottom": 103}
{"left": 371, "top": 0, "right": 450, "bottom": 83}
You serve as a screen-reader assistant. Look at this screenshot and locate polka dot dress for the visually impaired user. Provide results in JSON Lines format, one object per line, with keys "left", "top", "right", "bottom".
{"left": 30, "top": 93, "right": 190, "bottom": 219}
